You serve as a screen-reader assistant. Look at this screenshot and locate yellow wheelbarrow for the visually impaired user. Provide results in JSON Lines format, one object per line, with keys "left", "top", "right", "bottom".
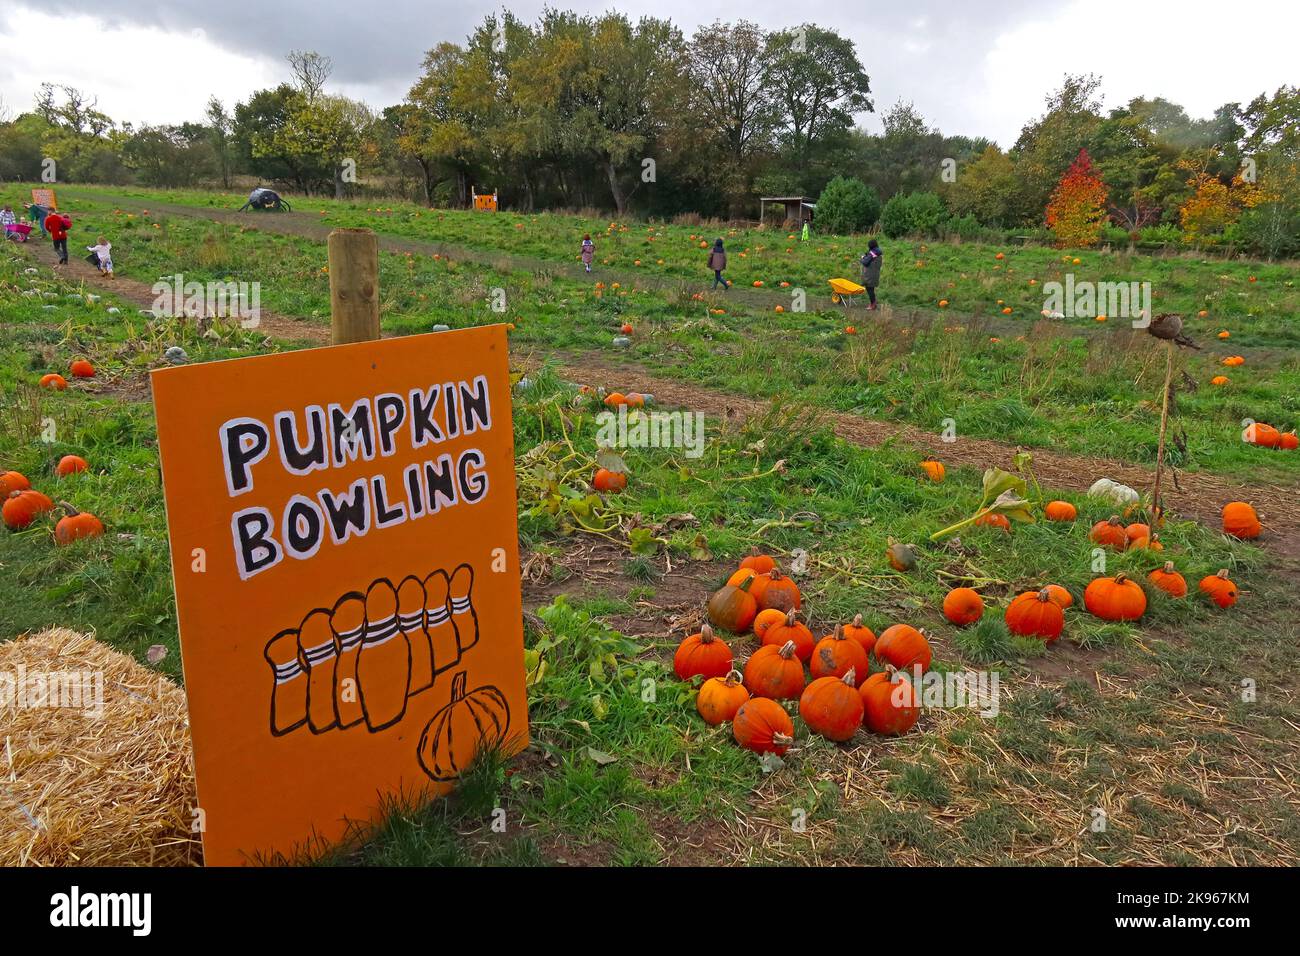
{"left": 828, "top": 277, "right": 865, "bottom": 308}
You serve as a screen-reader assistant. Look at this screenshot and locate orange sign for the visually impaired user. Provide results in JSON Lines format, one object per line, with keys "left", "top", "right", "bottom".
{"left": 473, "top": 191, "right": 498, "bottom": 212}
{"left": 31, "top": 188, "right": 57, "bottom": 209}
{"left": 151, "top": 326, "right": 528, "bottom": 865}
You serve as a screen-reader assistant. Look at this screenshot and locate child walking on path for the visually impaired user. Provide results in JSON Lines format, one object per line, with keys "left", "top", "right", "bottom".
{"left": 45, "top": 210, "right": 72, "bottom": 265}
{"left": 707, "top": 238, "right": 729, "bottom": 290}
{"left": 580, "top": 234, "right": 595, "bottom": 273}
{"left": 87, "top": 236, "right": 114, "bottom": 278}
{"left": 860, "top": 239, "right": 883, "bottom": 310}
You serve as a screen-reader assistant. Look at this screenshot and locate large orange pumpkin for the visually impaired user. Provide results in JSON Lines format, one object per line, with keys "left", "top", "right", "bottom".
{"left": 1044, "top": 500, "right": 1077, "bottom": 521}
{"left": 761, "top": 609, "right": 814, "bottom": 662}
{"left": 674, "top": 624, "right": 733, "bottom": 680}
{"left": 799, "top": 671, "right": 864, "bottom": 741}
{"left": 1089, "top": 515, "right": 1128, "bottom": 550}
{"left": 53, "top": 503, "right": 104, "bottom": 545}
{"left": 1147, "top": 562, "right": 1187, "bottom": 598}
{"left": 696, "top": 670, "right": 750, "bottom": 725}
{"left": 742, "top": 640, "right": 807, "bottom": 700}
{"left": 874, "top": 624, "right": 932, "bottom": 674}
{"left": 3, "top": 489, "right": 54, "bottom": 530}
{"left": 942, "top": 587, "right": 984, "bottom": 626}
{"left": 1004, "top": 589, "right": 1065, "bottom": 642}
{"left": 0, "top": 471, "right": 31, "bottom": 496}
{"left": 1222, "top": 502, "right": 1261, "bottom": 539}
{"left": 809, "top": 625, "right": 870, "bottom": 683}
{"left": 757, "top": 570, "right": 801, "bottom": 612}
{"left": 732, "top": 697, "right": 795, "bottom": 754}
{"left": 707, "top": 575, "right": 759, "bottom": 633}
{"left": 1246, "top": 423, "right": 1282, "bottom": 448}
{"left": 1084, "top": 573, "right": 1147, "bottom": 621}
{"left": 1198, "top": 569, "right": 1238, "bottom": 609}
{"left": 860, "top": 671, "right": 920, "bottom": 736}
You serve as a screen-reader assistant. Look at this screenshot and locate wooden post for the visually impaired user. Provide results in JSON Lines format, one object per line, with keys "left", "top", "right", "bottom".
{"left": 1151, "top": 339, "right": 1175, "bottom": 522}
{"left": 328, "top": 228, "right": 380, "bottom": 345}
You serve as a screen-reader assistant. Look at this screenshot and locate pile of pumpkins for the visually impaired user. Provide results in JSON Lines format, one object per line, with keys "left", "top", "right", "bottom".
{"left": 1, "top": 464, "right": 104, "bottom": 544}
{"left": 1244, "top": 422, "right": 1298, "bottom": 451}
{"left": 675, "top": 551, "right": 931, "bottom": 754}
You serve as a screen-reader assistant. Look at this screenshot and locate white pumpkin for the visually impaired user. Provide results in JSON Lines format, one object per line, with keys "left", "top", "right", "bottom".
{"left": 1088, "top": 478, "right": 1139, "bottom": 507}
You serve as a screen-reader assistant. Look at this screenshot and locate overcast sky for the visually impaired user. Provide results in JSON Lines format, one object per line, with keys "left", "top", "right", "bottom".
{"left": 1, "top": 0, "right": 1296, "bottom": 146}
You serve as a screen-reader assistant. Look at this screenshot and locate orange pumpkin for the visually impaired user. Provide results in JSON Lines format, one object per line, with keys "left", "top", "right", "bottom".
{"left": 761, "top": 609, "right": 815, "bottom": 662}
{"left": 1042, "top": 584, "right": 1074, "bottom": 609}
{"left": 1044, "top": 500, "right": 1077, "bottom": 521}
{"left": 1246, "top": 423, "right": 1282, "bottom": 448}
{"left": 1147, "top": 561, "right": 1187, "bottom": 598}
{"left": 875, "top": 624, "right": 932, "bottom": 674}
{"left": 592, "top": 468, "right": 627, "bottom": 492}
{"left": 708, "top": 574, "right": 759, "bottom": 634}
{"left": 1222, "top": 502, "right": 1261, "bottom": 540}
{"left": 53, "top": 503, "right": 104, "bottom": 545}
{"left": 757, "top": 570, "right": 801, "bottom": 612}
{"left": 860, "top": 671, "right": 920, "bottom": 736}
{"left": 742, "top": 640, "right": 806, "bottom": 701}
{"left": 69, "top": 359, "right": 95, "bottom": 378}
{"left": 1281, "top": 433, "right": 1298, "bottom": 451}
{"left": 751, "top": 607, "right": 787, "bottom": 640}
{"left": 1125, "top": 522, "right": 1152, "bottom": 549}
{"left": 3, "top": 489, "right": 54, "bottom": 530}
{"left": 56, "top": 455, "right": 88, "bottom": 477}
{"left": 1198, "top": 569, "right": 1239, "bottom": 609}
{"left": 696, "top": 669, "right": 750, "bottom": 725}
{"left": 604, "top": 392, "right": 627, "bottom": 407}
{"left": 841, "top": 614, "right": 876, "bottom": 656}
{"left": 728, "top": 567, "right": 771, "bottom": 605}
{"left": 799, "top": 671, "right": 864, "bottom": 741}
{"left": 1084, "top": 572, "right": 1147, "bottom": 621}
{"left": 732, "top": 697, "right": 795, "bottom": 754}
{"left": 942, "top": 587, "right": 984, "bottom": 626}
{"left": 1211, "top": 375, "right": 1229, "bottom": 386}
{"left": 1089, "top": 515, "right": 1128, "bottom": 550}
{"left": 39, "top": 373, "right": 67, "bottom": 390}
{"left": 919, "top": 460, "right": 945, "bottom": 483}
{"left": 739, "top": 549, "right": 777, "bottom": 575}
{"left": 674, "top": 624, "right": 733, "bottom": 680}
{"left": 1004, "top": 589, "right": 1065, "bottom": 642}
{"left": 0, "top": 471, "right": 31, "bottom": 496}
{"left": 974, "top": 512, "right": 1010, "bottom": 532}
{"left": 809, "top": 625, "right": 870, "bottom": 683}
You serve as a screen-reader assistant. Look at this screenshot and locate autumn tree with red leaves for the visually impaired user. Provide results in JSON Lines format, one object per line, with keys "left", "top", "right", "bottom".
{"left": 1045, "top": 148, "right": 1109, "bottom": 247}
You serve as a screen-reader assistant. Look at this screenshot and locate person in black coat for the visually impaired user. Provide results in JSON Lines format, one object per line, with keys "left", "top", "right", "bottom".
{"left": 859, "top": 239, "right": 883, "bottom": 310}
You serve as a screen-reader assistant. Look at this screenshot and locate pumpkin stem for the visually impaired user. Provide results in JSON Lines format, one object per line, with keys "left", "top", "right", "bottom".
{"left": 723, "top": 669, "right": 743, "bottom": 686}
{"left": 1036, "top": 587, "right": 1053, "bottom": 602}
{"left": 842, "top": 667, "right": 857, "bottom": 685}
{"left": 1113, "top": 572, "right": 1129, "bottom": 584}
{"left": 852, "top": 613, "right": 863, "bottom": 627}
{"left": 1162, "top": 561, "right": 1176, "bottom": 573}
{"left": 784, "top": 608, "right": 797, "bottom": 626}
{"left": 56, "top": 500, "right": 80, "bottom": 517}
{"left": 449, "top": 670, "right": 467, "bottom": 702}
{"left": 1108, "top": 514, "right": 1121, "bottom": 525}
{"left": 778, "top": 640, "right": 797, "bottom": 659}
{"left": 1216, "top": 568, "right": 1229, "bottom": 579}
{"left": 833, "top": 623, "right": 844, "bottom": 641}
{"left": 772, "top": 732, "right": 795, "bottom": 746}
{"left": 736, "top": 573, "right": 755, "bottom": 592}
{"left": 700, "top": 623, "right": 715, "bottom": 643}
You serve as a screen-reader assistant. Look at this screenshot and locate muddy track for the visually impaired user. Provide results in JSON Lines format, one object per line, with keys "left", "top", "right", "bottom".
{"left": 19, "top": 210, "right": 1299, "bottom": 552}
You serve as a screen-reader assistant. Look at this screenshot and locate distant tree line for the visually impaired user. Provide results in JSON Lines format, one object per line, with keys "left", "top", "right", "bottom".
{"left": 0, "top": 14, "right": 1296, "bottom": 255}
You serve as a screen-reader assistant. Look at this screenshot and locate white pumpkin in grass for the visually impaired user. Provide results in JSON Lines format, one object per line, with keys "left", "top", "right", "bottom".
{"left": 1088, "top": 478, "right": 1140, "bottom": 508}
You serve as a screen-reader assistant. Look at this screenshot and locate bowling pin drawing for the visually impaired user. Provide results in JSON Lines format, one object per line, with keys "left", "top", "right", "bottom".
{"left": 449, "top": 563, "right": 480, "bottom": 656}
{"left": 330, "top": 592, "right": 367, "bottom": 729}
{"left": 265, "top": 628, "right": 307, "bottom": 736}
{"left": 357, "top": 578, "right": 411, "bottom": 731}
{"left": 422, "top": 569, "right": 460, "bottom": 676}
{"left": 397, "top": 575, "right": 435, "bottom": 695}
{"left": 297, "top": 608, "right": 339, "bottom": 733}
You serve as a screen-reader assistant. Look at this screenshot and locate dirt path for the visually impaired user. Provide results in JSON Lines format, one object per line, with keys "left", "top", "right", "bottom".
{"left": 21, "top": 214, "right": 1299, "bottom": 549}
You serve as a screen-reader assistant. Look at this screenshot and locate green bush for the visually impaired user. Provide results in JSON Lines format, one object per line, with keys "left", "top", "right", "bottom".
{"left": 881, "top": 191, "right": 947, "bottom": 239}
{"left": 815, "top": 176, "right": 880, "bottom": 236}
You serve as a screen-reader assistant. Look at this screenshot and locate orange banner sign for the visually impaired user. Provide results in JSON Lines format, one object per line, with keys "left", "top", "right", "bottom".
{"left": 31, "top": 188, "right": 57, "bottom": 210}
{"left": 152, "top": 326, "right": 528, "bottom": 865}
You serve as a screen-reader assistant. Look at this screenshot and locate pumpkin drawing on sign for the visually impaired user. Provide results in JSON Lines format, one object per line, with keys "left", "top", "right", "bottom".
{"left": 417, "top": 670, "right": 512, "bottom": 782}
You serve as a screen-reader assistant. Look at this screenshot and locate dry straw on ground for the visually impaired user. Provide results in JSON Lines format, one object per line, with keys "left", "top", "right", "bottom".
{"left": 0, "top": 627, "right": 200, "bottom": 866}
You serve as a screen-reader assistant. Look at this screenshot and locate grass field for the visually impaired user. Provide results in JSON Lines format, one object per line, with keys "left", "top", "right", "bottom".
{"left": 2, "top": 184, "right": 1298, "bottom": 865}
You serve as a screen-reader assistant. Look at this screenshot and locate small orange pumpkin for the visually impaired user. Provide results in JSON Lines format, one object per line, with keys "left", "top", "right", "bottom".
{"left": 732, "top": 697, "right": 795, "bottom": 754}
{"left": 1089, "top": 515, "right": 1128, "bottom": 550}
{"left": 875, "top": 624, "right": 932, "bottom": 674}
{"left": 39, "top": 373, "right": 67, "bottom": 390}
{"left": 1042, "top": 584, "right": 1074, "bottom": 609}
{"left": 809, "top": 625, "right": 870, "bottom": 683}
{"left": 761, "top": 608, "right": 815, "bottom": 662}
{"left": 53, "top": 502, "right": 104, "bottom": 545}
{"left": 1281, "top": 432, "right": 1298, "bottom": 451}
{"left": 974, "top": 512, "right": 1011, "bottom": 532}
{"left": 840, "top": 614, "right": 876, "bottom": 656}
{"left": 860, "top": 671, "right": 920, "bottom": 736}
{"left": 708, "top": 574, "right": 759, "bottom": 634}
{"left": 1044, "top": 500, "right": 1077, "bottom": 521}
{"left": 1084, "top": 572, "right": 1147, "bottom": 621}
{"left": 674, "top": 624, "right": 733, "bottom": 680}
{"left": 1222, "top": 502, "right": 1261, "bottom": 539}
{"left": 752, "top": 607, "right": 787, "bottom": 640}
{"left": 919, "top": 460, "right": 945, "bottom": 483}
{"left": 696, "top": 669, "right": 749, "bottom": 725}
{"left": 1211, "top": 375, "right": 1229, "bottom": 386}
{"left": 942, "top": 587, "right": 985, "bottom": 626}
{"left": 592, "top": 468, "right": 627, "bottom": 492}
{"left": 728, "top": 567, "right": 771, "bottom": 605}
{"left": 69, "top": 359, "right": 95, "bottom": 378}
{"left": 1125, "top": 522, "right": 1152, "bottom": 549}
{"left": 0, "top": 471, "right": 31, "bottom": 496}
{"left": 742, "top": 640, "right": 807, "bottom": 700}
{"left": 56, "top": 455, "right": 88, "bottom": 477}
{"left": 3, "top": 489, "right": 54, "bottom": 530}
{"left": 1005, "top": 589, "right": 1065, "bottom": 642}
{"left": 739, "top": 549, "right": 777, "bottom": 575}
{"left": 1148, "top": 561, "right": 1187, "bottom": 598}
{"left": 799, "top": 670, "right": 864, "bottom": 741}
{"left": 1198, "top": 569, "right": 1238, "bottom": 609}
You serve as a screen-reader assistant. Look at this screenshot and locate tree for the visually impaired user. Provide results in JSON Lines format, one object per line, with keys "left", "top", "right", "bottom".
{"left": 1045, "top": 148, "right": 1109, "bottom": 247}
{"left": 1013, "top": 74, "right": 1105, "bottom": 223}
{"left": 943, "top": 145, "right": 1022, "bottom": 227}
{"left": 881, "top": 191, "right": 946, "bottom": 238}
{"left": 815, "top": 175, "right": 879, "bottom": 235}
{"left": 205, "top": 97, "right": 233, "bottom": 189}
{"left": 287, "top": 51, "right": 333, "bottom": 105}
